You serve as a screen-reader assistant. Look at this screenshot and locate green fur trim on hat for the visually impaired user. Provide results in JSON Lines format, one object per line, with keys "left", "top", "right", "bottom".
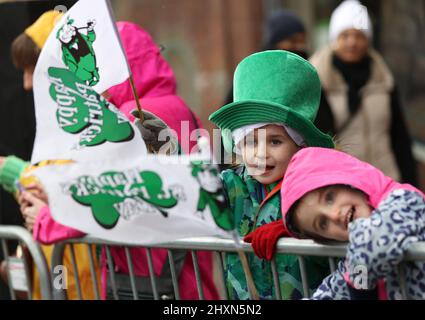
{"left": 0, "top": 156, "right": 28, "bottom": 193}
{"left": 209, "top": 50, "right": 334, "bottom": 153}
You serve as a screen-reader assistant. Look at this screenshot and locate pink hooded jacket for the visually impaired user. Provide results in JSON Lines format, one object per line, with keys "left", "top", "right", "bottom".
{"left": 280, "top": 147, "right": 423, "bottom": 237}
{"left": 279, "top": 148, "right": 424, "bottom": 299}
{"left": 33, "top": 21, "right": 218, "bottom": 300}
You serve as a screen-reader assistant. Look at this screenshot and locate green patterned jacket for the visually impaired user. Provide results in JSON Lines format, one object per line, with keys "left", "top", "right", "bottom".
{"left": 221, "top": 165, "right": 330, "bottom": 300}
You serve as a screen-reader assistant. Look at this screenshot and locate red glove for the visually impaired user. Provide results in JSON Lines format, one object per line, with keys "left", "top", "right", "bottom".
{"left": 244, "top": 219, "right": 289, "bottom": 260}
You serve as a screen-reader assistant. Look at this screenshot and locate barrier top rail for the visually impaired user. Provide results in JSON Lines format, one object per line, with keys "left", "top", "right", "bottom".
{"left": 0, "top": 226, "right": 53, "bottom": 300}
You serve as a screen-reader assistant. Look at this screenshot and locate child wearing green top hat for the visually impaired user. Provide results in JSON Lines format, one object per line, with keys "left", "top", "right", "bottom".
{"left": 209, "top": 50, "right": 334, "bottom": 299}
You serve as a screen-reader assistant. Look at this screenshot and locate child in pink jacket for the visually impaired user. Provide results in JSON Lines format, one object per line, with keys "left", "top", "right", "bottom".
{"left": 245, "top": 147, "right": 425, "bottom": 299}
{"left": 10, "top": 21, "right": 218, "bottom": 300}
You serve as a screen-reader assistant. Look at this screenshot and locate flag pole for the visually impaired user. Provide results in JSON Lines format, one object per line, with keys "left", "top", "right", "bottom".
{"left": 238, "top": 251, "right": 260, "bottom": 300}
{"left": 232, "top": 232, "right": 260, "bottom": 300}
{"left": 105, "top": 0, "right": 144, "bottom": 123}
{"left": 128, "top": 74, "right": 144, "bottom": 122}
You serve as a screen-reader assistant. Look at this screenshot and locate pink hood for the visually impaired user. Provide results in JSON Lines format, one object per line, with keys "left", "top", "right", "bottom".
{"left": 281, "top": 147, "right": 423, "bottom": 237}
{"left": 107, "top": 21, "right": 202, "bottom": 153}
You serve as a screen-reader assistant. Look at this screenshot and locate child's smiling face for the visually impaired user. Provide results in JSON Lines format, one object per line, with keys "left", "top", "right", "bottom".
{"left": 239, "top": 125, "right": 300, "bottom": 185}
{"left": 293, "top": 185, "right": 373, "bottom": 242}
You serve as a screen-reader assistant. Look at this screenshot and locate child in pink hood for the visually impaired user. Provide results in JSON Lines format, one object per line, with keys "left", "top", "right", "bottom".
{"left": 245, "top": 147, "right": 425, "bottom": 299}
{"left": 3, "top": 21, "right": 218, "bottom": 300}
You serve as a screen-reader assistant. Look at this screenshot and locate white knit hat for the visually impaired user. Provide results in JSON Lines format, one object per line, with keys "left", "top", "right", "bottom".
{"left": 329, "top": 0, "right": 373, "bottom": 42}
{"left": 232, "top": 123, "right": 305, "bottom": 154}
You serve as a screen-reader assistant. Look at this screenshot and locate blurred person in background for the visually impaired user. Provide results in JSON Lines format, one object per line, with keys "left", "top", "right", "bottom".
{"left": 261, "top": 8, "right": 308, "bottom": 57}
{"left": 224, "top": 8, "right": 310, "bottom": 107}
{"left": 311, "top": 0, "right": 417, "bottom": 186}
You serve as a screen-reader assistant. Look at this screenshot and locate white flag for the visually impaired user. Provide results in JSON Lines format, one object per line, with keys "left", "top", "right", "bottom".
{"left": 31, "top": 155, "right": 234, "bottom": 245}
{"left": 31, "top": 0, "right": 147, "bottom": 163}
{"left": 43, "top": 0, "right": 129, "bottom": 93}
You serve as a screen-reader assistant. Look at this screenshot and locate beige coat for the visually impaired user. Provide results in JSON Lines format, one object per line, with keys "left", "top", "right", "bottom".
{"left": 310, "top": 45, "right": 400, "bottom": 181}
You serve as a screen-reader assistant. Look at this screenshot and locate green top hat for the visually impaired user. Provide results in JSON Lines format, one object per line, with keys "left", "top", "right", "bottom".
{"left": 209, "top": 50, "right": 334, "bottom": 153}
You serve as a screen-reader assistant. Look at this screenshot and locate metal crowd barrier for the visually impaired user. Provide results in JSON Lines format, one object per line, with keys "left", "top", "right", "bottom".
{"left": 0, "top": 226, "right": 52, "bottom": 300}
{"left": 49, "top": 236, "right": 425, "bottom": 300}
